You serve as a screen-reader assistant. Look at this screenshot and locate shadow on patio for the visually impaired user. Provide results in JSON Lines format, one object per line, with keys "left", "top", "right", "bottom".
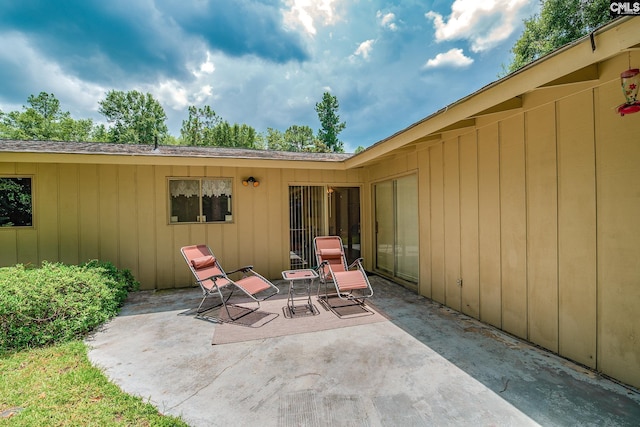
{"left": 87, "top": 275, "right": 640, "bottom": 427}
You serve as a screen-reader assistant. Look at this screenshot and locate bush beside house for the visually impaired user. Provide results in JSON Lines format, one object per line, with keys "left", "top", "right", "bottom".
{"left": 0, "top": 260, "right": 138, "bottom": 353}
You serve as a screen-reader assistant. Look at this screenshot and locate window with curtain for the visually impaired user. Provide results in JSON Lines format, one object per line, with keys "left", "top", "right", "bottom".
{"left": 169, "top": 178, "right": 232, "bottom": 223}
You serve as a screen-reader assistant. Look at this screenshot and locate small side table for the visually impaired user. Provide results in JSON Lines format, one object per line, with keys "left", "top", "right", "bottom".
{"left": 281, "top": 269, "right": 319, "bottom": 317}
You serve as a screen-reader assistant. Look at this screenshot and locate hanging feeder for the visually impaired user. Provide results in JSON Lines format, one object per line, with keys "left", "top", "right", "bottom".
{"left": 617, "top": 68, "right": 640, "bottom": 116}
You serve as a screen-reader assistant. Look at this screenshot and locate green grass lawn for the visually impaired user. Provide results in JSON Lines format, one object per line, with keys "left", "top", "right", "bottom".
{"left": 0, "top": 341, "right": 188, "bottom": 426}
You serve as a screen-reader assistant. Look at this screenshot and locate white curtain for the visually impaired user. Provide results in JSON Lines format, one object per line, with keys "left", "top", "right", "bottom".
{"left": 170, "top": 179, "right": 232, "bottom": 198}
{"left": 202, "top": 179, "right": 232, "bottom": 197}
{"left": 170, "top": 180, "right": 199, "bottom": 198}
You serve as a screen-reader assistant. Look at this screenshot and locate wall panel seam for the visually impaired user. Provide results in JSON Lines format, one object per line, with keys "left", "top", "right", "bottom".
{"left": 524, "top": 112, "right": 530, "bottom": 341}
{"left": 457, "top": 136, "right": 462, "bottom": 310}
{"left": 554, "top": 100, "right": 561, "bottom": 353}
{"left": 475, "top": 130, "right": 481, "bottom": 319}
{"left": 76, "top": 165, "right": 81, "bottom": 264}
{"left": 497, "top": 123, "right": 503, "bottom": 330}
{"left": 592, "top": 86, "right": 600, "bottom": 370}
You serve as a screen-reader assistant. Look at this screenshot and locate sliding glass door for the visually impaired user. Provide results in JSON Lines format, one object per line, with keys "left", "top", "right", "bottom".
{"left": 374, "top": 180, "right": 394, "bottom": 274}
{"left": 374, "top": 175, "right": 419, "bottom": 286}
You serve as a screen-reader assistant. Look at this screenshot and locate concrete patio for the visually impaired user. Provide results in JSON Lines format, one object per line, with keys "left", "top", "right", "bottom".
{"left": 86, "top": 275, "right": 640, "bottom": 426}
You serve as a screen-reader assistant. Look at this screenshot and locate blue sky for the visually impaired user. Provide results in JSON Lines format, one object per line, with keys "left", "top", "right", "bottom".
{"left": 0, "top": 0, "right": 539, "bottom": 152}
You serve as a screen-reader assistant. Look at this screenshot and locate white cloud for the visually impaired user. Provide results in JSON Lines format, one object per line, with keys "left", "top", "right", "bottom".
{"left": 199, "top": 52, "right": 215, "bottom": 75}
{"left": 376, "top": 10, "right": 398, "bottom": 31}
{"left": 354, "top": 39, "right": 375, "bottom": 60}
{"left": 426, "top": 0, "right": 535, "bottom": 52}
{"left": 282, "top": 0, "right": 340, "bottom": 35}
{"left": 143, "top": 77, "right": 217, "bottom": 135}
{"left": 151, "top": 80, "right": 191, "bottom": 111}
{"left": 189, "top": 50, "right": 216, "bottom": 80}
{"left": 423, "top": 48, "right": 473, "bottom": 68}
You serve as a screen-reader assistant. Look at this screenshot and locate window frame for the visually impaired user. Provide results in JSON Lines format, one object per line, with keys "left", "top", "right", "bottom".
{"left": 167, "top": 177, "right": 234, "bottom": 224}
{"left": 0, "top": 175, "right": 34, "bottom": 229}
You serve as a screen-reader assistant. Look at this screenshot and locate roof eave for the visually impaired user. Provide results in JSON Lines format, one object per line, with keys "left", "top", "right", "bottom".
{"left": 0, "top": 150, "right": 351, "bottom": 170}
{"left": 0, "top": 140, "right": 353, "bottom": 170}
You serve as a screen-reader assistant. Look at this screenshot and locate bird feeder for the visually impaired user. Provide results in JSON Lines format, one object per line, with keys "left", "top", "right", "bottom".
{"left": 617, "top": 68, "right": 640, "bottom": 116}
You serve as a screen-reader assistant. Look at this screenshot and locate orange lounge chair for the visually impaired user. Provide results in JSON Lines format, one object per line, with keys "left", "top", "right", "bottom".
{"left": 314, "top": 236, "right": 373, "bottom": 314}
{"left": 181, "top": 244, "right": 279, "bottom": 322}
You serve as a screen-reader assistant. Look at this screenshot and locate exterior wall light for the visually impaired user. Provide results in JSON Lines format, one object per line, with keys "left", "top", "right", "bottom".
{"left": 242, "top": 177, "right": 260, "bottom": 187}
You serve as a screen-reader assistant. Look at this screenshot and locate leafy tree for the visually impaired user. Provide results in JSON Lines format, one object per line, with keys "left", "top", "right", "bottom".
{"left": 163, "top": 135, "right": 182, "bottom": 146}
{"left": 506, "top": 0, "right": 612, "bottom": 73}
{"left": 263, "top": 127, "right": 286, "bottom": 151}
{"left": 213, "top": 121, "right": 232, "bottom": 147}
{"left": 207, "top": 121, "right": 261, "bottom": 149}
{"left": 0, "top": 109, "right": 39, "bottom": 140}
{"left": 229, "top": 122, "right": 260, "bottom": 149}
{"left": 58, "top": 116, "right": 95, "bottom": 142}
{"left": 284, "top": 125, "right": 322, "bottom": 152}
{"left": 98, "top": 90, "right": 168, "bottom": 144}
{"left": 180, "top": 105, "right": 221, "bottom": 146}
{"left": 0, "top": 111, "right": 8, "bottom": 137}
{"left": 315, "top": 92, "right": 346, "bottom": 153}
{"left": 90, "top": 124, "right": 110, "bottom": 142}
{"left": 24, "top": 92, "right": 62, "bottom": 139}
{"left": 28, "top": 92, "right": 60, "bottom": 121}
{"left": 354, "top": 145, "right": 365, "bottom": 154}
{"left": 0, "top": 92, "right": 94, "bottom": 141}
{"left": 178, "top": 105, "right": 263, "bottom": 149}
{"left": 261, "top": 125, "right": 329, "bottom": 152}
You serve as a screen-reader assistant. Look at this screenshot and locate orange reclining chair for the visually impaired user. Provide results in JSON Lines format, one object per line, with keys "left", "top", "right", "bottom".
{"left": 314, "top": 236, "right": 373, "bottom": 315}
{"left": 181, "top": 244, "right": 279, "bottom": 322}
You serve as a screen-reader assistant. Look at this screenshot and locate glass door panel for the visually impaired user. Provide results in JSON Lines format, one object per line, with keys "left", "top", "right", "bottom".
{"left": 395, "top": 175, "right": 419, "bottom": 282}
{"left": 375, "top": 181, "right": 394, "bottom": 274}
{"left": 374, "top": 175, "right": 419, "bottom": 286}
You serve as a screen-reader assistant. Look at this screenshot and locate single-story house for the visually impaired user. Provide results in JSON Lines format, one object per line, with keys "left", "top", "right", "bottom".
{"left": 2, "top": 17, "right": 639, "bottom": 390}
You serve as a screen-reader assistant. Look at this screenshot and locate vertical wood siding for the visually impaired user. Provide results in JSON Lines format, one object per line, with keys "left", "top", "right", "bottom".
{"left": 477, "top": 125, "right": 502, "bottom": 329}
{"left": 357, "top": 54, "right": 640, "bottom": 389}
{"left": 499, "top": 115, "right": 527, "bottom": 339}
{"left": 594, "top": 56, "right": 640, "bottom": 388}
{"left": 1, "top": 164, "right": 363, "bottom": 290}
{"left": 443, "top": 140, "right": 461, "bottom": 311}
{"left": 557, "top": 90, "right": 597, "bottom": 368}
{"left": 526, "top": 103, "right": 559, "bottom": 353}
{"left": 459, "top": 132, "right": 480, "bottom": 319}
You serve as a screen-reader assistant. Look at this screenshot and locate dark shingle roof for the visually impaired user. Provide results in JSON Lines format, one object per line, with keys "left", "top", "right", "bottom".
{"left": 0, "top": 140, "right": 353, "bottom": 162}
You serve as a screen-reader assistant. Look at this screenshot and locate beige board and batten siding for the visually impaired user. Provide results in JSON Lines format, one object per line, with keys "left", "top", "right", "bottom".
{"left": 360, "top": 50, "right": 640, "bottom": 388}
{"left": 595, "top": 54, "right": 640, "bottom": 389}
{"left": 0, "top": 157, "right": 363, "bottom": 290}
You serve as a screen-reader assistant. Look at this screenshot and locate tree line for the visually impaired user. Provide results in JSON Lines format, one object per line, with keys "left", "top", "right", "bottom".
{"left": 0, "top": 90, "right": 350, "bottom": 153}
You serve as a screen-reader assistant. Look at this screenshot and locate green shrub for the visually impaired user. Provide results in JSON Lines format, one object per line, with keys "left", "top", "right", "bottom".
{"left": 0, "top": 261, "right": 139, "bottom": 352}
